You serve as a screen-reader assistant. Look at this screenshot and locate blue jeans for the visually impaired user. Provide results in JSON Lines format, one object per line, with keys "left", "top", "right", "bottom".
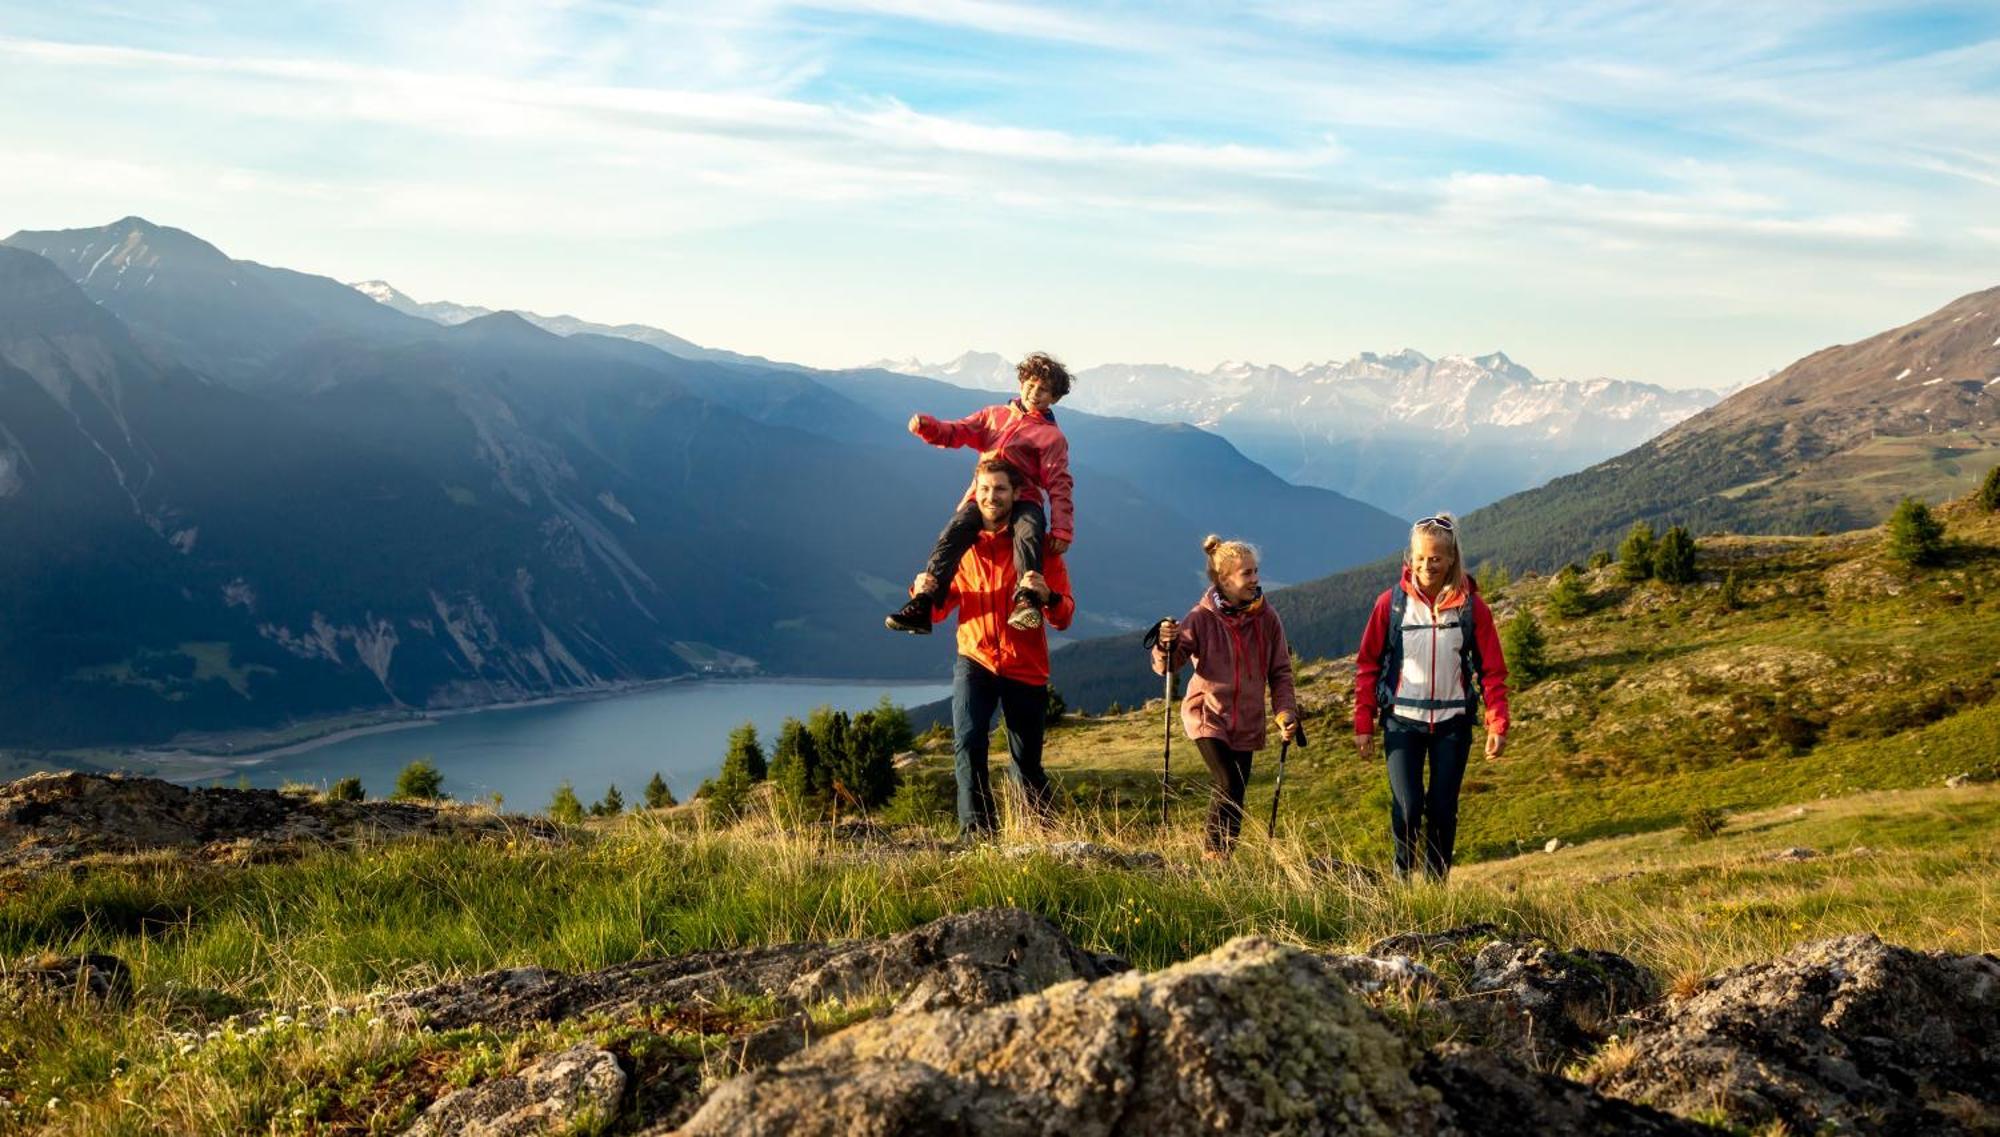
{"left": 1385, "top": 715, "right": 1473, "bottom": 879}
{"left": 923, "top": 500, "right": 1046, "bottom": 595}
{"left": 951, "top": 654, "right": 1052, "bottom": 836}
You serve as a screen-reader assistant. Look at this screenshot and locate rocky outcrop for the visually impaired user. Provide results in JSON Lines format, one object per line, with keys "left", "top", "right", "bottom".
{"left": 0, "top": 772, "right": 556, "bottom": 871}
{"left": 403, "top": 1045, "right": 626, "bottom": 1137}
{"left": 1412, "top": 1045, "right": 1715, "bottom": 1136}
{"left": 389, "top": 907, "right": 1118, "bottom": 1033}
{"left": 1590, "top": 934, "right": 2000, "bottom": 1135}
{"left": 672, "top": 936, "right": 1449, "bottom": 1137}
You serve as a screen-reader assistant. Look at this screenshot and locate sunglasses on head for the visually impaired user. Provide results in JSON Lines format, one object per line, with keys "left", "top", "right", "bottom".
{"left": 1415, "top": 515, "right": 1454, "bottom": 531}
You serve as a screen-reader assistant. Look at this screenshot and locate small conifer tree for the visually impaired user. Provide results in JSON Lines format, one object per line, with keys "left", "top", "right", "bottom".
{"left": 548, "top": 780, "right": 585, "bottom": 824}
{"left": 722, "top": 722, "right": 767, "bottom": 782}
{"left": 1500, "top": 610, "right": 1550, "bottom": 684}
{"left": 1046, "top": 687, "right": 1068, "bottom": 726}
{"left": 1886, "top": 497, "right": 1945, "bottom": 566}
{"left": 592, "top": 783, "right": 624, "bottom": 816}
{"left": 1720, "top": 569, "right": 1743, "bottom": 610}
{"left": 1652, "top": 525, "right": 1698, "bottom": 584}
{"left": 1484, "top": 563, "right": 1511, "bottom": 592}
{"left": 1617, "top": 522, "right": 1656, "bottom": 582}
{"left": 643, "top": 771, "right": 676, "bottom": 809}
{"left": 1978, "top": 463, "right": 2000, "bottom": 512}
{"left": 1547, "top": 564, "right": 1589, "bottom": 619}
{"left": 392, "top": 758, "right": 444, "bottom": 802}
{"left": 770, "top": 716, "right": 823, "bottom": 814}
{"left": 1587, "top": 550, "right": 1612, "bottom": 571}
{"left": 327, "top": 776, "right": 364, "bottom": 803}
{"left": 871, "top": 694, "right": 916, "bottom": 754}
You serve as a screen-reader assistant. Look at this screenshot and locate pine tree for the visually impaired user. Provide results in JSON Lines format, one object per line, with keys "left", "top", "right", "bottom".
{"left": 1500, "top": 610, "right": 1550, "bottom": 684}
{"left": 871, "top": 694, "right": 915, "bottom": 754}
{"left": 722, "top": 722, "right": 767, "bottom": 782}
{"left": 1978, "top": 463, "right": 2000, "bottom": 512}
{"left": 837, "top": 711, "right": 901, "bottom": 808}
{"left": 643, "top": 771, "right": 676, "bottom": 809}
{"left": 1547, "top": 565, "right": 1589, "bottom": 619}
{"left": 592, "top": 783, "right": 624, "bottom": 816}
{"left": 1045, "top": 687, "right": 1068, "bottom": 726}
{"left": 1483, "top": 563, "right": 1511, "bottom": 592}
{"left": 1617, "top": 521, "right": 1656, "bottom": 582}
{"left": 548, "top": 781, "right": 585, "bottom": 824}
{"left": 327, "top": 776, "right": 364, "bottom": 803}
{"left": 1720, "top": 569, "right": 1743, "bottom": 611}
{"left": 1887, "top": 497, "right": 1945, "bottom": 566}
{"left": 392, "top": 759, "right": 445, "bottom": 801}
{"left": 1652, "top": 525, "right": 1698, "bottom": 584}
{"left": 770, "top": 716, "right": 824, "bottom": 813}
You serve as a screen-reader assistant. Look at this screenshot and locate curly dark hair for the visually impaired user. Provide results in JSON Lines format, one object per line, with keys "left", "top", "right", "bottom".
{"left": 1016, "top": 352, "right": 1073, "bottom": 401}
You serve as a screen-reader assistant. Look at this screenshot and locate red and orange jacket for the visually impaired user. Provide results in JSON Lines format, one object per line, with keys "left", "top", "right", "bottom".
{"left": 1353, "top": 567, "right": 1510, "bottom": 735}
{"left": 914, "top": 400, "right": 1075, "bottom": 544}
{"left": 1151, "top": 590, "right": 1297, "bottom": 752}
{"left": 928, "top": 530, "right": 1074, "bottom": 686}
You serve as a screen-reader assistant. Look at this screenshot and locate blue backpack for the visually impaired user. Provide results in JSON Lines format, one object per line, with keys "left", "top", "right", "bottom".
{"left": 1374, "top": 584, "right": 1484, "bottom": 727}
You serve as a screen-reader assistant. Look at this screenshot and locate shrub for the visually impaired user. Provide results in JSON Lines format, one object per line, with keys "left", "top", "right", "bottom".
{"left": 1719, "top": 569, "right": 1743, "bottom": 610}
{"left": 548, "top": 781, "right": 585, "bottom": 825}
{"left": 1500, "top": 611, "right": 1549, "bottom": 685}
{"left": 643, "top": 771, "right": 677, "bottom": 809}
{"left": 391, "top": 759, "right": 444, "bottom": 802}
{"left": 1886, "top": 497, "right": 1945, "bottom": 566}
{"left": 1587, "top": 551, "right": 1612, "bottom": 571}
{"left": 880, "top": 769, "right": 955, "bottom": 827}
{"left": 1617, "top": 522, "right": 1656, "bottom": 582}
{"left": 1046, "top": 687, "right": 1068, "bottom": 726}
{"left": 1547, "top": 565, "right": 1590, "bottom": 619}
{"left": 1652, "top": 525, "right": 1698, "bottom": 584}
{"left": 1682, "top": 805, "right": 1726, "bottom": 842}
{"left": 326, "top": 776, "right": 364, "bottom": 803}
{"left": 1980, "top": 463, "right": 2000, "bottom": 511}
{"left": 871, "top": 694, "right": 916, "bottom": 754}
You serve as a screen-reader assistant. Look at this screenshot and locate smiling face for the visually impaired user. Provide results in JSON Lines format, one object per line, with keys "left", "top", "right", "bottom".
{"left": 1410, "top": 532, "right": 1455, "bottom": 594}
{"left": 974, "top": 467, "right": 1018, "bottom": 527}
{"left": 1019, "top": 374, "right": 1056, "bottom": 413}
{"left": 1216, "top": 555, "right": 1260, "bottom": 604}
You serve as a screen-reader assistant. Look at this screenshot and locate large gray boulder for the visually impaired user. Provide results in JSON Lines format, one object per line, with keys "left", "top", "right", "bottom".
{"left": 673, "top": 936, "right": 1450, "bottom": 1137}
{"left": 1590, "top": 934, "right": 2000, "bottom": 1135}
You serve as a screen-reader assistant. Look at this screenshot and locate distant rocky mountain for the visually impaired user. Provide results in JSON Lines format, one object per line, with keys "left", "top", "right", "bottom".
{"left": 1041, "top": 285, "right": 2000, "bottom": 713}
{"left": 348, "top": 279, "right": 799, "bottom": 371}
{"left": 871, "top": 351, "right": 1722, "bottom": 516}
{"left": 0, "top": 217, "right": 1403, "bottom": 747}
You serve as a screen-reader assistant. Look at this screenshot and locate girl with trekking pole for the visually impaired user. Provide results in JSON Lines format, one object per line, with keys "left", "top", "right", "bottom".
{"left": 1353, "top": 512, "right": 1510, "bottom": 881}
{"left": 1148, "top": 536, "right": 1299, "bottom": 860}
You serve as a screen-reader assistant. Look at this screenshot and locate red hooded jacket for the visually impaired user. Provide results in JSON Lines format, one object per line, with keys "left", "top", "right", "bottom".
{"left": 915, "top": 399, "right": 1075, "bottom": 544}
{"left": 929, "top": 529, "right": 1074, "bottom": 686}
{"left": 1353, "top": 567, "right": 1510, "bottom": 735}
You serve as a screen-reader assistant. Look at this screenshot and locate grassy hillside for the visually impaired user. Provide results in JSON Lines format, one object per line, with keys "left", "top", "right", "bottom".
{"left": 4, "top": 495, "right": 1998, "bottom": 1133}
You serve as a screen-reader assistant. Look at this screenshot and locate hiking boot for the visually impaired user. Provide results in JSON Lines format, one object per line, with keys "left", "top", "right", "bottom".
{"left": 885, "top": 595, "right": 934, "bottom": 634}
{"left": 1006, "top": 594, "right": 1043, "bottom": 631}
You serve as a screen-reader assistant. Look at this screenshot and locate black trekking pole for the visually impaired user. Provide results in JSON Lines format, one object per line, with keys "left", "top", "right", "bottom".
{"left": 1142, "top": 618, "right": 1176, "bottom": 829}
{"left": 1268, "top": 717, "right": 1308, "bottom": 836}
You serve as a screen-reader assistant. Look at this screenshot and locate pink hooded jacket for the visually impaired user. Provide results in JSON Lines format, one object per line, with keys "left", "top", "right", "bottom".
{"left": 1151, "top": 590, "right": 1297, "bottom": 752}
{"left": 914, "top": 400, "right": 1075, "bottom": 544}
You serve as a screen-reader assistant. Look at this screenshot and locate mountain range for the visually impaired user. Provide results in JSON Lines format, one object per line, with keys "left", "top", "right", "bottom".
{"left": 1030, "top": 284, "right": 2000, "bottom": 714}
{"left": 0, "top": 217, "right": 1405, "bottom": 747}
{"left": 870, "top": 350, "right": 1725, "bottom": 516}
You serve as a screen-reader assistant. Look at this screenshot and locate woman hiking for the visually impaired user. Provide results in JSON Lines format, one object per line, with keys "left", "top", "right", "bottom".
{"left": 1149, "top": 536, "right": 1299, "bottom": 860}
{"left": 1353, "top": 512, "right": 1510, "bottom": 881}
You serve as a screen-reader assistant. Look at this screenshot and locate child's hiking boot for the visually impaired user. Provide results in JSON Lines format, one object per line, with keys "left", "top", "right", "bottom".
{"left": 1006, "top": 592, "right": 1043, "bottom": 631}
{"left": 885, "top": 595, "right": 935, "bottom": 635}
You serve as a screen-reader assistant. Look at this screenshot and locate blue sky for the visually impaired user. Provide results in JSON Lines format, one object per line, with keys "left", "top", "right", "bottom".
{"left": 3, "top": 1, "right": 1997, "bottom": 387}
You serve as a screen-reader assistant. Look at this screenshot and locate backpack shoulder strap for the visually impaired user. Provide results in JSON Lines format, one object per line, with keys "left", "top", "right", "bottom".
{"left": 1376, "top": 587, "right": 1407, "bottom": 726}
{"left": 1456, "top": 596, "right": 1484, "bottom": 725}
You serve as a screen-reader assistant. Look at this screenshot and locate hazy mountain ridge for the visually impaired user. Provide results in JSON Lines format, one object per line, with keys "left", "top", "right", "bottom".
{"left": 871, "top": 350, "right": 1722, "bottom": 515}
{"left": 0, "top": 217, "right": 1404, "bottom": 747}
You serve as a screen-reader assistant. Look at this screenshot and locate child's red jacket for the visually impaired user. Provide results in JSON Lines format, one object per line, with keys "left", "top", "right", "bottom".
{"left": 915, "top": 400, "right": 1075, "bottom": 544}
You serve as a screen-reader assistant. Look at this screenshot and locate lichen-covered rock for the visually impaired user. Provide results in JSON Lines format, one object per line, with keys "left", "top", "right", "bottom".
{"left": 1321, "top": 953, "right": 1443, "bottom": 997}
{"left": 1414, "top": 1045, "right": 1718, "bottom": 1136}
{"left": 1367, "top": 924, "right": 1503, "bottom": 957}
{"left": 1590, "top": 934, "right": 2000, "bottom": 1135}
{"left": 673, "top": 936, "right": 1448, "bottom": 1137}
{"left": 0, "top": 771, "right": 556, "bottom": 871}
{"left": 403, "top": 1045, "right": 625, "bottom": 1137}
{"left": 4, "top": 952, "right": 132, "bottom": 1003}
{"left": 390, "top": 907, "right": 1113, "bottom": 1031}
{"left": 998, "top": 840, "right": 1166, "bottom": 871}
{"left": 1459, "top": 940, "right": 1657, "bottom": 1063}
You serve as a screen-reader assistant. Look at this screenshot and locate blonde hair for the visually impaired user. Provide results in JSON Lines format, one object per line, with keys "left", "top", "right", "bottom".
{"left": 1202, "top": 534, "right": 1259, "bottom": 588}
{"left": 1406, "top": 512, "right": 1470, "bottom": 598}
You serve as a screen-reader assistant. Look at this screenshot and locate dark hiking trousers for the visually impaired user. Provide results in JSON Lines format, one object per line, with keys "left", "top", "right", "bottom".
{"left": 1384, "top": 714, "right": 1473, "bottom": 880}
{"left": 923, "top": 500, "right": 1047, "bottom": 596}
{"left": 952, "top": 653, "right": 1053, "bottom": 836}
{"left": 1193, "top": 738, "right": 1254, "bottom": 854}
